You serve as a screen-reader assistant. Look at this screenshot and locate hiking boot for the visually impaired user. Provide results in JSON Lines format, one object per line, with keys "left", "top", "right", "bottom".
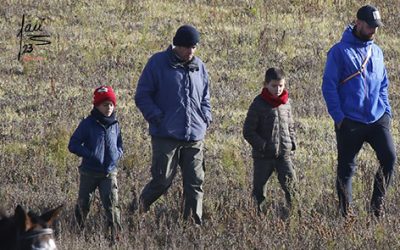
{"left": 370, "top": 204, "right": 385, "bottom": 218}
{"left": 128, "top": 199, "right": 138, "bottom": 213}
{"left": 138, "top": 199, "right": 149, "bottom": 214}
{"left": 340, "top": 205, "right": 357, "bottom": 219}
{"left": 257, "top": 200, "right": 268, "bottom": 215}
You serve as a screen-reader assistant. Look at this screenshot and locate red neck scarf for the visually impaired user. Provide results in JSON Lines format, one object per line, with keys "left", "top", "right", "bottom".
{"left": 261, "top": 88, "right": 289, "bottom": 107}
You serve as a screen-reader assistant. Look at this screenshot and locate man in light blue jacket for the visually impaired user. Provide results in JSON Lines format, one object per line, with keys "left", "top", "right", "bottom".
{"left": 134, "top": 25, "right": 212, "bottom": 225}
{"left": 322, "top": 5, "right": 396, "bottom": 218}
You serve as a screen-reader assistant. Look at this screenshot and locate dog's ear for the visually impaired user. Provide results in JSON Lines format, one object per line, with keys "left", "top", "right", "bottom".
{"left": 14, "top": 205, "right": 33, "bottom": 232}
{"left": 40, "top": 204, "right": 64, "bottom": 227}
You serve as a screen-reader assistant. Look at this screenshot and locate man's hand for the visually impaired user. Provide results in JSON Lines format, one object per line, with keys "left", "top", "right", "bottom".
{"left": 336, "top": 120, "right": 344, "bottom": 130}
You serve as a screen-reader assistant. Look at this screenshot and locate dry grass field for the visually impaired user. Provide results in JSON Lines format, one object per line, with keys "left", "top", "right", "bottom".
{"left": 1, "top": 0, "right": 400, "bottom": 249}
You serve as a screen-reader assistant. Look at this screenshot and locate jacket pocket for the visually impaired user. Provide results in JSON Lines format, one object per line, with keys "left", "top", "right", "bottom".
{"left": 196, "top": 106, "right": 208, "bottom": 124}
{"left": 163, "top": 107, "right": 185, "bottom": 137}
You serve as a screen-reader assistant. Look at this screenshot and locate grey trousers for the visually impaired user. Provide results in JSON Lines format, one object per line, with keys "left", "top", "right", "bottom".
{"left": 140, "top": 136, "right": 205, "bottom": 224}
{"left": 253, "top": 156, "right": 296, "bottom": 212}
{"left": 75, "top": 168, "right": 121, "bottom": 236}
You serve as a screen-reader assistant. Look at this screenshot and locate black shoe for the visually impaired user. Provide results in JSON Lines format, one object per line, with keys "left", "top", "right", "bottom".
{"left": 128, "top": 198, "right": 138, "bottom": 213}
{"left": 340, "top": 206, "right": 357, "bottom": 219}
{"left": 74, "top": 206, "right": 85, "bottom": 231}
{"left": 371, "top": 205, "right": 385, "bottom": 218}
{"left": 370, "top": 199, "right": 385, "bottom": 218}
{"left": 138, "top": 199, "right": 149, "bottom": 214}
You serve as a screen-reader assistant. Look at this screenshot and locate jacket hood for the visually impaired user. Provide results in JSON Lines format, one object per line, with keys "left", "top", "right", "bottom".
{"left": 341, "top": 25, "right": 374, "bottom": 47}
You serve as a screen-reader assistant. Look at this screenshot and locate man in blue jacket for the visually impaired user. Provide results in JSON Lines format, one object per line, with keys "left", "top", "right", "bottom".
{"left": 322, "top": 5, "right": 396, "bottom": 218}
{"left": 134, "top": 25, "right": 212, "bottom": 225}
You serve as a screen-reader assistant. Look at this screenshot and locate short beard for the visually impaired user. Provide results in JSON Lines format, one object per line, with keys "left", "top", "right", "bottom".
{"left": 359, "top": 32, "right": 374, "bottom": 41}
{"left": 353, "top": 26, "right": 374, "bottom": 41}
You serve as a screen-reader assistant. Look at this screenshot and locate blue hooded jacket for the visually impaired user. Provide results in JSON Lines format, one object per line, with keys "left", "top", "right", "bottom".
{"left": 68, "top": 110, "right": 123, "bottom": 174}
{"left": 135, "top": 45, "right": 212, "bottom": 141}
{"left": 322, "top": 25, "right": 391, "bottom": 124}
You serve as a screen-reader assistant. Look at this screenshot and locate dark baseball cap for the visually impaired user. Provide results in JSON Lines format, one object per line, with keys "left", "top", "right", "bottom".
{"left": 357, "top": 5, "right": 383, "bottom": 27}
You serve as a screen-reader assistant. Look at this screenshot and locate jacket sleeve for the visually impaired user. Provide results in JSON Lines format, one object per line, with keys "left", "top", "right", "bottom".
{"left": 134, "top": 58, "right": 163, "bottom": 123}
{"left": 201, "top": 67, "right": 212, "bottom": 126}
{"left": 380, "top": 67, "right": 392, "bottom": 117}
{"left": 288, "top": 103, "right": 296, "bottom": 151}
{"left": 322, "top": 46, "right": 345, "bottom": 123}
{"left": 243, "top": 101, "right": 266, "bottom": 151}
{"left": 68, "top": 119, "right": 92, "bottom": 159}
{"left": 117, "top": 125, "right": 123, "bottom": 159}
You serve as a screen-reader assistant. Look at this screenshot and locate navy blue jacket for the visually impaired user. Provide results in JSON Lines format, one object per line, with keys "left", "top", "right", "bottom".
{"left": 322, "top": 25, "right": 391, "bottom": 124}
{"left": 135, "top": 45, "right": 212, "bottom": 141}
{"left": 68, "top": 112, "right": 123, "bottom": 174}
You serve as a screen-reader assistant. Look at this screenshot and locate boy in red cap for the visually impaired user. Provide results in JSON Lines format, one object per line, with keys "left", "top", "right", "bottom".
{"left": 68, "top": 85, "right": 123, "bottom": 243}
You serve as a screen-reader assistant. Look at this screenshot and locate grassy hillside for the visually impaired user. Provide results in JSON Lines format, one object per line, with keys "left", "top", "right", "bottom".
{"left": 1, "top": 0, "right": 400, "bottom": 249}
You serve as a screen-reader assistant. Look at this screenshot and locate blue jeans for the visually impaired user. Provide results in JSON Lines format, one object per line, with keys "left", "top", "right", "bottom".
{"left": 335, "top": 113, "right": 396, "bottom": 216}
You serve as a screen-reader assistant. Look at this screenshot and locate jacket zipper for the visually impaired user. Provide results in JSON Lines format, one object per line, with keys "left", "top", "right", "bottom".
{"left": 361, "top": 47, "right": 370, "bottom": 117}
{"left": 276, "top": 108, "right": 280, "bottom": 158}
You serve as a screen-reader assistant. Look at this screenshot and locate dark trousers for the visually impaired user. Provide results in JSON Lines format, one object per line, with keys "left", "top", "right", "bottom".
{"left": 252, "top": 156, "right": 296, "bottom": 212}
{"left": 140, "top": 136, "right": 205, "bottom": 224}
{"left": 335, "top": 113, "right": 396, "bottom": 216}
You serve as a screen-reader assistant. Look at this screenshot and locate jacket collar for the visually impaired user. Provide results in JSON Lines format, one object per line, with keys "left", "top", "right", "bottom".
{"left": 167, "top": 45, "right": 199, "bottom": 72}
{"left": 90, "top": 107, "right": 117, "bottom": 128}
{"left": 341, "top": 25, "right": 374, "bottom": 47}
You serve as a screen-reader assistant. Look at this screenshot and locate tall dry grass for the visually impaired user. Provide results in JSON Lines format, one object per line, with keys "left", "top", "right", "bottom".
{"left": 1, "top": 0, "right": 400, "bottom": 249}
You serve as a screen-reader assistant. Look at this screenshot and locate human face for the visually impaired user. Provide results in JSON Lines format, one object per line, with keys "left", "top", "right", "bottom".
{"left": 265, "top": 79, "right": 285, "bottom": 97}
{"left": 356, "top": 20, "right": 378, "bottom": 41}
{"left": 96, "top": 100, "right": 114, "bottom": 117}
{"left": 173, "top": 45, "right": 197, "bottom": 62}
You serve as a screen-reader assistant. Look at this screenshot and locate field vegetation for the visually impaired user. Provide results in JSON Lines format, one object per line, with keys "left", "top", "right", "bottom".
{"left": 1, "top": 0, "right": 400, "bottom": 249}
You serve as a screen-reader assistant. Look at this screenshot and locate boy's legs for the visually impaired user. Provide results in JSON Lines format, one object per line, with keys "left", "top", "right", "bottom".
{"left": 366, "top": 113, "right": 396, "bottom": 216}
{"left": 99, "top": 171, "right": 121, "bottom": 239}
{"left": 180, "top": 140, "right": 204, "bottom": 225}
{"left": 75, "top": 169, "right": 98, "bottom": 229}
{"left": 335, "top": 119, "right": 365, "bottom": 217}
{"left": 276, "top": 156, "right": 296, "bottom": 208}
{"left": 253, "top": 157, "right": 274, "bottom": 213}
{"left": 140, "top": 136, "right": 180, "bottom": 211}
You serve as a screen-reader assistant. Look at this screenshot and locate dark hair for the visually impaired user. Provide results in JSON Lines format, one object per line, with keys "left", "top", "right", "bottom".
{"left": 264, "top": 67, "right": 285, "bottom": 83}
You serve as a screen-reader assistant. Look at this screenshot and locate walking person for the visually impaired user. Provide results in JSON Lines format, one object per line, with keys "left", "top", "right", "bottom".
{"left": 68, "top": 85, "right": 123, "bottom": 242}
{"left": 243, "top": 67, "right": 297, "bottom": 215}
{"left": 322, "top": 5, "right": 396, "bottom": 217}
{"left": 134, "top": 24, "right": 212, "bottom": 225}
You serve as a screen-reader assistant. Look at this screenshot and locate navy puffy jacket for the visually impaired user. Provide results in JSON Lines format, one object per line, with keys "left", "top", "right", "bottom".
{"left": 68, "top": 115, "right": 123, "bottom": 174}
